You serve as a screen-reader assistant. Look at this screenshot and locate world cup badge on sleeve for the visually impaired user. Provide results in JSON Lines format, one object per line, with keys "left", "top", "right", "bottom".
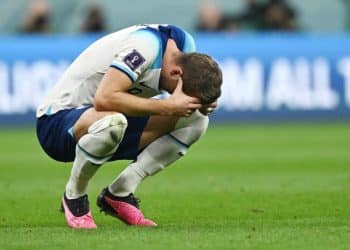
{"left": 123, "top": 50, "right": 146, "bottom": 70}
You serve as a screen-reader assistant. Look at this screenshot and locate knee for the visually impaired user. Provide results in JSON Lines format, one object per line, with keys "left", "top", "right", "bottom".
{"left": 171, "top": 111, "right": 209, "bottom": 146}
{"left": 75, "top": 112, "right": 128, "bottom": 164}
{"left": 88, "top": 112, "right": 128, "bottom": 132}
{"left": 78, "top": 113, "right": 128, "bottom": 152}
{"left": 89, "top": 113, "right": 127, "bottom": 141}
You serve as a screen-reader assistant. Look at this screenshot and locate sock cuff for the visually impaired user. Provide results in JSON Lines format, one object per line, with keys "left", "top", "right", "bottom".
{"left": 76, "top": 144, "right": 111, "bottom": 166}
{"left": 167, "top": 133, "right": 189, "bottom": 149}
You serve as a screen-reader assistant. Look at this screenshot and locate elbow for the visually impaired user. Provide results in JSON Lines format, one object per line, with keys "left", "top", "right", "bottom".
{"left": 94, "top": 92, "right": 125, "bottom": 112}
{"left": 94, "top": 94, "right": 111, "bottom": 112}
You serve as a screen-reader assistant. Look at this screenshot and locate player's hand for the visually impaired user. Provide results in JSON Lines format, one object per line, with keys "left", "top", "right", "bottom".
{"left": 199, "top": 100, "right": 217, "bottom": 116}
{"left": 167, "top": 78, "right": 202, "bottom": 117}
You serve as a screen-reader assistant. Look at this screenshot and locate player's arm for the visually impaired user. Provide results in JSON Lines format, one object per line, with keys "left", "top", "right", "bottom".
{"left": 94, "top": 68, "right": 201, "bottom": 117}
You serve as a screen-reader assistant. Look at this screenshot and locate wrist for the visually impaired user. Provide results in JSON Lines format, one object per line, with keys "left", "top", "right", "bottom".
{"left": 158, "top": 99, "right": 175, "bottom": 116}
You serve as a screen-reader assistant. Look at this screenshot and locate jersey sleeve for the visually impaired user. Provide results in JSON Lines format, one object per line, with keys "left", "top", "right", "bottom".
{"left": 110, "top": 31, "right": 160, "bottom": 82}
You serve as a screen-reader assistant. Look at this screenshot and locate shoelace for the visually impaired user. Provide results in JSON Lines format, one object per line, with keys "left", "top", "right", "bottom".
{"left": 67, "top": 195, "right": 89, "bottom": 216}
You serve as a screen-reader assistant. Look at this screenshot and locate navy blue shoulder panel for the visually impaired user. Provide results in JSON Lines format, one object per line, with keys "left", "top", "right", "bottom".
{"left": 141, "top": 25, "right": 186, "bottom": 55}
{"left": 158, "top": 25, "right": 186, "bottom": 52}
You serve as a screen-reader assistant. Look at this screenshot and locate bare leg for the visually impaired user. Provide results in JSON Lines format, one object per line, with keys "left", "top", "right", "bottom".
{"left": 73, "top": 108, "right": 118, "bottom": 141}
{"left": 138, "top": 115, "right": 179, "bottom": 149}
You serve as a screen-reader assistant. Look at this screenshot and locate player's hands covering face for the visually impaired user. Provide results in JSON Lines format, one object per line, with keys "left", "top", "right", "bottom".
{"left": 167, "top": 78, "right": 202, "bottom": 117}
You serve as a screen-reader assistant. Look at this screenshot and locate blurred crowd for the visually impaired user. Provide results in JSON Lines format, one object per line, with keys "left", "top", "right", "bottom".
{"left": 20, "top": 0, "right": 106, "bottom": 33}
{"left": 17, "top": 0, "right": 350, "bottom": 34}
{"left": 20, "top": 0, "right": 298, "bottom": 34}
{"left": 195, "top": 0, "right": 298, "bottom": 32}
{"left": 21, "top": 0, "right": 296, "bottom": 34}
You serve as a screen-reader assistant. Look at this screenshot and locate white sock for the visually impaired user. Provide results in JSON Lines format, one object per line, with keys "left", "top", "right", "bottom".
{"left": 108, "top": 111, "right": 208, "bottom": 197}
{"left": 65, "top": 114, "right": 127, "bottom": 199}
{"left": 65, "top": 147, "right": 100, "bottom": 199}
{"left": 108, "top": 163, "right": 147, "bottom": 196}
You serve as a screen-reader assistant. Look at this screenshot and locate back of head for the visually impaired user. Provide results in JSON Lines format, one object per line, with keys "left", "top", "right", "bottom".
{"left": 176, "top": 52, "right": 222, "bottom": 104}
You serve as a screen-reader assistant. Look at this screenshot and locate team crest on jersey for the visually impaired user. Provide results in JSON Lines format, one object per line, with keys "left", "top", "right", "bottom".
{"left": 123, "top": 50, "right": 145, "bottom": 70}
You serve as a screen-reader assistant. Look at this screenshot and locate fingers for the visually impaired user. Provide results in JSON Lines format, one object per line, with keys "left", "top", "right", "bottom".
{"left": 189, "top": 103, "right": 202, "bottom": 109}
{"left": 188, "top": 96, "right": 201, "bottom": 104}
{"left": 185, "top": 108, "right": 196, "bottom": 117}
{"left": 174, "top": 77, "right": 183, "bottom": 94}
{"left": 173, "top": 78, "right": 202, "bottom": 105}
{"left": 182, "top": 103, "right": 201, "bottom": 117}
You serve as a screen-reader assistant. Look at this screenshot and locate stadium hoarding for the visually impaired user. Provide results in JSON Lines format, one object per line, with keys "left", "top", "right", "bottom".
{"left": 197, "top": 33, "right": 350, "bottom": 122}
{"left": 0, "top": 33, "right": 349, "bottom": 125}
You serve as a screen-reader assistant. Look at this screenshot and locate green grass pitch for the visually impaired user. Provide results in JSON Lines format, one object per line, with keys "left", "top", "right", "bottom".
{"left": 1, "top": 123, "right": 350, "bottom": 250}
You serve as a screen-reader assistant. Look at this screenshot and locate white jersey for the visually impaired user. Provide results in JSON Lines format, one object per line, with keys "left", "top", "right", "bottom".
{"left": 36, "top": 24, "right": 196, "bottom": 117}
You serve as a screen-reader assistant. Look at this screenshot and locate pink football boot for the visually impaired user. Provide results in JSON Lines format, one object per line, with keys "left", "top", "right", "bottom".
{"left": 97, "top": 188, "right": 157, "bottom": 227}
{"left": 61, "top": 194, "right": 97, "bottom": 229}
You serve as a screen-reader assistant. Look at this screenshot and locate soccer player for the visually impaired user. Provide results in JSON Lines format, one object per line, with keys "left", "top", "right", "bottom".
{"left": 36, "top": 24, "right": 222, "bottom": 229}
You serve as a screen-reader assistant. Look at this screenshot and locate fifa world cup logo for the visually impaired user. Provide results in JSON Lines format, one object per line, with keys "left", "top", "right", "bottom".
{"left": 131, "top": 55, "right": 139, "bottom": 64}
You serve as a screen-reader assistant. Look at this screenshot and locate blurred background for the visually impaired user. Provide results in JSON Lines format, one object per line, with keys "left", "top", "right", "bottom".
{"left": 0, "top": 0, "right": 350, "bottom": 124}
{"left": 0, "top": 0, "right": 348, "bottom": 33}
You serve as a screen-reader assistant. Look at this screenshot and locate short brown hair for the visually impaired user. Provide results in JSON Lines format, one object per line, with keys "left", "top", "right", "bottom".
{"left": 177, "top": 52, "right": 222, "bottom": 104}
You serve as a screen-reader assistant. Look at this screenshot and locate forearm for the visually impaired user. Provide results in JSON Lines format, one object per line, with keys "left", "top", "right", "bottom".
{"left": 94, "top": 92, "right": 173, "bottom": 116}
